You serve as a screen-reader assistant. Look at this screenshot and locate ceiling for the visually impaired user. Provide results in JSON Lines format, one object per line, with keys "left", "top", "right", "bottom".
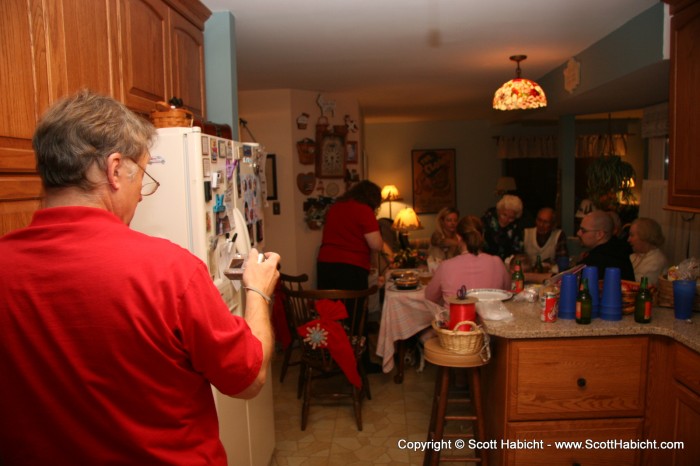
{"left": 201, "top": 0, "right": 664, "bottom": 124}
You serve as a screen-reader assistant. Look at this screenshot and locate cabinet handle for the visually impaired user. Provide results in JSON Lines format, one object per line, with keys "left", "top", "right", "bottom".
{"left": 576, "top": 378, "right": 586, "bottom": 388}
{"left": 573, "top": 463, "right": 581, "bottom": 466}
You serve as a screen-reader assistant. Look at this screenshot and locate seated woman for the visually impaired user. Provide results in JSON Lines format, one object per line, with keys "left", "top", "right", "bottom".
{"left": 628, "top": 217, "right": 668, "bottom": 285}
{"left": 481, "top": 194, "right": 524, "bottom": 261}
{"left": 428, "top": 207, "right": 460, "bottom": 263}
{"left": 425, "top": 215, "right": 511, "bottom": 306}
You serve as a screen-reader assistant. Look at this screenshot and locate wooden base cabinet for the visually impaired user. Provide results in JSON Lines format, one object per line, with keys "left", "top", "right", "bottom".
{"left": 505, "top": 418, "right": 643, "bottom": 465}
{"left": 484, "top": 336, "right": 649, "bottom": 466}
{"left": 645, "top": 341, "right": 700, "bottom": 466}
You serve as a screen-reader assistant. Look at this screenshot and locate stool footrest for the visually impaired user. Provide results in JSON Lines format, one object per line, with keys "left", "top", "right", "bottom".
{"left": 436, "top": 457, "right": 482, "bottom": 463}
{"left": 445, "top": 415, "right": 477, "bottom": 421}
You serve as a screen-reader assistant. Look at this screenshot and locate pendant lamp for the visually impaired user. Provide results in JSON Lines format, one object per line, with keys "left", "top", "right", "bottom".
{"left": 493, "top": 55, "right": 547, "bottom": 111}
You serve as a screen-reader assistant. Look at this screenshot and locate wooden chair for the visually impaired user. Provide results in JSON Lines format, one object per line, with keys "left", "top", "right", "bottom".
{"left": 282, "top": 286, "right": 378, "bottom": 431}
{"left": 278, "top": 273, "right": 309, "bottom": 395}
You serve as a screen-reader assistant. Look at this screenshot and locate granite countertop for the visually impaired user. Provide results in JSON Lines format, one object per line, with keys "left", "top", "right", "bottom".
{"left": 482, "top": 300, "right": 700, "bottom": 353}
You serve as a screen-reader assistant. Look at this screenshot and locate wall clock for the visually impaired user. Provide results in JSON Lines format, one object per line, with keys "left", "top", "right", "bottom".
{"left": 315, "top": 124, "right": 347, "bottom": 178}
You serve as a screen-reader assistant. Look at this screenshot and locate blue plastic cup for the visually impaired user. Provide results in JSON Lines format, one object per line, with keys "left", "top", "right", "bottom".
{"left": 600, "top": 267, "right": 622, "bottom": 321}
{"left": 673, "top": 280, "right": 696, "bottom": 320}
{"left": 582, "top": 266, "right": 599, "bottom": 319}
{"left": 558, "top": 273, "right": 578, "bottom": 320}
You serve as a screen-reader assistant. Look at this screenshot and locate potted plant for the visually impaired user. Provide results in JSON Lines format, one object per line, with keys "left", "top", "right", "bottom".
{"left": 586, "top": 155, "right": 636, "bottom": 210}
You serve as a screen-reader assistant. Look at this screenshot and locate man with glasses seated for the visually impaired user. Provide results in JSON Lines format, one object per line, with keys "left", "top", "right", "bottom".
{"left": 577, "top": 210, "right": 635, "bottom": 281}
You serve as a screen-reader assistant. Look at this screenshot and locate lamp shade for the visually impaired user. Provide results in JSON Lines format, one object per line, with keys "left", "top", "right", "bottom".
{"left": 493, "top": 55, "right": 547, "bottom": 111}
{"left": 495, "top": 176, "right": 517, "bottom": 192}
{"left": 381, "top": 184, "right": 401, "bottom": 201}
{"left": 392, "top": 207, "right": 423, "bottom": 232}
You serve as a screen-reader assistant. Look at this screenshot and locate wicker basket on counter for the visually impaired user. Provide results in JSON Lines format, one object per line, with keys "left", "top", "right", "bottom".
{"left": 432, "top": 320, "right": 485, "bottom": 355}
{"left": 149, "top": 101, "right": 193, "bottom": 128}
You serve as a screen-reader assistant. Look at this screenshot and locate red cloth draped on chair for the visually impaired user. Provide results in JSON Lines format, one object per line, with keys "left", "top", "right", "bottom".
{"left": 272, "top": 281, "right": 292, "bottom": 348}
{"left": 296, "top": 299, "right": 362, "bottom": 388}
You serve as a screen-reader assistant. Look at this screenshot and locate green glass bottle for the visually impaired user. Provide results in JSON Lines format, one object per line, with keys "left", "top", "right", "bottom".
{"left": 576, "top": 277, "right": 592, "bottom": 325}
{"left": 511, "top": 259, "right": 524, "bottom": 293}
{"left": 534, "top": 254, "right": 544, "bottom": 273}
{"left": 634, "top": 276, "right": 652, "bottom": 324}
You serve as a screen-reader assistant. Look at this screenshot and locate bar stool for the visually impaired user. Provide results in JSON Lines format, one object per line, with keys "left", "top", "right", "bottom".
{"left": 423, "top": 337, "right": 489, "bottom": 466}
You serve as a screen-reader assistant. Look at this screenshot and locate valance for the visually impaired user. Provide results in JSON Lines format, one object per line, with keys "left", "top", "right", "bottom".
{"left": 496, "top": 134, "right": 628, "bottom": 159}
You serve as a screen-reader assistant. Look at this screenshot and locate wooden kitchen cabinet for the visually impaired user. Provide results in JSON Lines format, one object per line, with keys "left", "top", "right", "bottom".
{"left": 484, "top": 336, "right": 649, "bottom": 466}
{"left": 117, "top": 0, "right": 208, "bottom": 117}
{"left": 0, "top": 0, "right": 209, "bottom": 236}
{"left": 505, "top": 418, "right": 643, "bottom": 465}
{"left": 666, "top": 0, "right": 700, "bottom": 212}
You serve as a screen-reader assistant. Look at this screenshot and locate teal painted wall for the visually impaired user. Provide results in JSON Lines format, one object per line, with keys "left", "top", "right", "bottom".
{"left": 204, "top": 12, "right": 239, "bottom": 139}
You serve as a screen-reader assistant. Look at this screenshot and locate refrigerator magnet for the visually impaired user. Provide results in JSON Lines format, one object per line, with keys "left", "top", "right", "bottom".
{"left": 201, "top": 136, "right": 209, "bottom": 155}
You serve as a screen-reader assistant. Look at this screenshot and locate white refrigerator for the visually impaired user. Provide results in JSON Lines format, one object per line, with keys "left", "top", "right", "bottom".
{"left": 130, "top": 126, "right": 274, "bottom": 466}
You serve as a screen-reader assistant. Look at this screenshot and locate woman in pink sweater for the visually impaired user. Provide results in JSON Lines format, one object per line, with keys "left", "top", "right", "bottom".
{"left": 425, "top": 215, "right": 511, "bottom": 306}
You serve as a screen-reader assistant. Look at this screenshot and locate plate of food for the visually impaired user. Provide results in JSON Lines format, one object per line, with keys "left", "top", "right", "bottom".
{"left": 466, "top": 288, "right": 513, "bottom": 301}
{"left": 389, "top": 284, "right": 423, "bottom": 292}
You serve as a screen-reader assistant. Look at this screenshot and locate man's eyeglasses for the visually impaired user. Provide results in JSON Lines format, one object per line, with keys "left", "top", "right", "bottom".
{"left": 134, "top": 162, "right": 160, "bottom": 196}
{"left": 578, "top": 227, "right": 599, "bottom": 234}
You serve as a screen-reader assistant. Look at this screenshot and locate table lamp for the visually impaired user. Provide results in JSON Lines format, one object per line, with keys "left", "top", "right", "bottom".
{"left": 381, "top": 184, "right": 401, "bottom": 218}
{"left": 392, "top": 207, "right": 423, "bottom": 249}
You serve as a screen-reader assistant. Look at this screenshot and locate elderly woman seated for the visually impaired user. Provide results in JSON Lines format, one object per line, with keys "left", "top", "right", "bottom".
{"left": 425, "top": 215, "right": 511, "bottom": 306}
{"left": 481, "top": 194, "right": 525, "bottom": 261}
{"left": 628, "top": 217, "right": 668, "bottom": 285}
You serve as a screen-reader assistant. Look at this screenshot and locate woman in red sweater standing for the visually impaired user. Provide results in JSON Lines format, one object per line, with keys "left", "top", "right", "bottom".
{"left": 317, "top": 180, "right": 383, "bottom": 291}
{"left": 317, "top": 180, "right": 384, "bottom": 372}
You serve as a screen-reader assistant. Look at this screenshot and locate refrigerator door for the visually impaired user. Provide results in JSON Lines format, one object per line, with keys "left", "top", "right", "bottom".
{"left": 130, "top": 127, "right": 208, "bottom": 264}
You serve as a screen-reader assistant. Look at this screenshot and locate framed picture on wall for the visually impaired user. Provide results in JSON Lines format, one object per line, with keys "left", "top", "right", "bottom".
{"left": 411, "top": 148, "right": 457, "bottom": 214}
{"left": 345, "top": 141, "right": 358, "bottom": 164}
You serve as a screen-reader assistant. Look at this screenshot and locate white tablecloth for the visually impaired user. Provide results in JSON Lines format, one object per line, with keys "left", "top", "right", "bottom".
{"left": 376, "top": 286, "right": 444, "bottom": 373}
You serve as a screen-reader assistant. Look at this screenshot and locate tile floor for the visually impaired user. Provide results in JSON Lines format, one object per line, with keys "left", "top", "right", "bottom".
{"left": 269, "top": 346, "right": 478, "bottom": 465}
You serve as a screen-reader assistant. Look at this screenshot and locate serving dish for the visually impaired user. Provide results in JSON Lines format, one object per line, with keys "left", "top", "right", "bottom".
{"left": 466, "top": 288, "right": 513, "bottom": 301}
{"left": 389, "top": 284, "right": 423, "bottom": 292}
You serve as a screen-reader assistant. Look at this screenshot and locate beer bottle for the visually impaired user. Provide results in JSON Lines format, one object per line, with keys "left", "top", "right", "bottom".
{"left": 634, "top": 276, "right": 652, "bottom": 324}
{"left": 511, "top": 259, "right": 524, "bottom": 293}
{"left": 576, "top": 277, "right": 592, "bottom": 325}
{"left": 534, "top": 254, "right": 544, "bottom": 273}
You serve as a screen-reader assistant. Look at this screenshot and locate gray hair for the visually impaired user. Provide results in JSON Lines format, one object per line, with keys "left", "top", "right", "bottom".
{"left": 496, "top": 194, "right": 523, "bottom": 218}
{"left": 33, "top": 89, "right": 156, "bottom": 191}
{"left": 632, "top": 217, "right": 665, "bottom": 247}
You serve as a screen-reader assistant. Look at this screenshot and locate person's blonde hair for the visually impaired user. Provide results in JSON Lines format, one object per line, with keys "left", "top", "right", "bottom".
{"left": 435, "top": 206, "right": 459, "bottom": 236}
{"left": 457, "top": 215, "right": 484, "bottom": 255}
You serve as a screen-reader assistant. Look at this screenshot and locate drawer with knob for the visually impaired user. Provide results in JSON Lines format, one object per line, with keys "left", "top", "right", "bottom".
{"left": 507, "top": 337, "right": 649, "bottom": 421}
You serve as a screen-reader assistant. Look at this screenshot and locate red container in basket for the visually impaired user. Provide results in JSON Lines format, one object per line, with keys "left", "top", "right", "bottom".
{"left": 446, "top": 296, "right": 477, "bottom": 330}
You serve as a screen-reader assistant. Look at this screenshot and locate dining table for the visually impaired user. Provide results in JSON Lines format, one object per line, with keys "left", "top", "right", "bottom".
{"left": 376, "top": 282, "right": 444, "bottom": 383}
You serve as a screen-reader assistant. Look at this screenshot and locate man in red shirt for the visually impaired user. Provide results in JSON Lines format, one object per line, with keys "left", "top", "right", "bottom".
{"left": 0, "top": 90, "right": 280, "bottom": 465}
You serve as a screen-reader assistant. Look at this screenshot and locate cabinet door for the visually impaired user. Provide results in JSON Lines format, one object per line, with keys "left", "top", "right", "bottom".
{"left": 170, "top": 10, "right": 206, "bottom": 118}
{"left": 505, "top": 418, "right": 643, "bottom": 465}
{"left": 0, "top": 0, "right": 49, "bottom": 235}
{"left": 118, "top": 0, "right": 171, "bottom": 114}
{"left": 667, "top": 0, "right": 700, "bottom": 211}
{"left": 667, "top": 381, "right": 700, "bottom": 465}
{"left": 508, "top": 337, "right": 648, "bottom": 420}
{"left": 44, "top": 0, "right": 118, "bottom": 100}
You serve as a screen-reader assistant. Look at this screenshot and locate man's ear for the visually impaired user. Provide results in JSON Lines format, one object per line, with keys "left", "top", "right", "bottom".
{"left": 105, "top": 153, "right": 122, "bottom": 190}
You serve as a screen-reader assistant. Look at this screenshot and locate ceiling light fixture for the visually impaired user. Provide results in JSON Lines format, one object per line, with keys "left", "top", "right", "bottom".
{"left": 493, "top": 55, "right": 547, "bottom": 111}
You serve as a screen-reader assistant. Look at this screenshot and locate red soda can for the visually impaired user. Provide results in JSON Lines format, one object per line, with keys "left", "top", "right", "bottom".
{"left": 540, "top": 290, "right": 558, "bottom": 322}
